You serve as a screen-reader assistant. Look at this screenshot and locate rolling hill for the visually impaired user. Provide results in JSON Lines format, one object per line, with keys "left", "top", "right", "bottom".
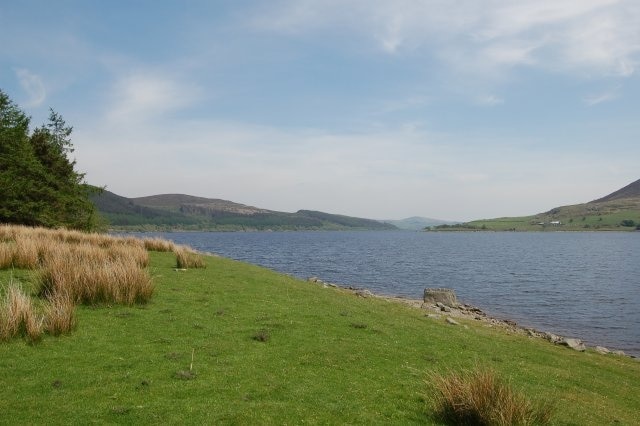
{"left": 91, "top": 191, "right": 397, "bottom": 231}
{"left": 381, "top": 216, "right": 460, "bottom": 231}
{"left": 432, "top": 178, "right": 640, "bottom": 232}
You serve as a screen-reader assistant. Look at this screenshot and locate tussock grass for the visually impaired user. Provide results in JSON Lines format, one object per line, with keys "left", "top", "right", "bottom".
{"left": 38, "top": 245, "right": 153, "bottom": 306}
{"left": 0, "top": 243, "right": 13, "bottom": 269}
{"left": 0, "top": 224, "right": 165, "bottom": 341}
{"left": 143, "top": 237, "right": 176, "bottom": 252}
{"left": 175, "top": 246, "right": 206, "bottom": 269}
{"left": 44, "top": 292, "right": 76, "bottom": 336}
{"left": 427, "top": 367, "right": 554, "bottom": 426}
{"left": 0, "top": 283, "right": 43, "bottom": 342}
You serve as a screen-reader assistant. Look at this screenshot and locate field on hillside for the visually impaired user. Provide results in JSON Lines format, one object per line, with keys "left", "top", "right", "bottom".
{"left": 1, "top": 231, "right": 639, "bottom": 424}
{"left": 436, "top": 207, "right": 640, "bottom": 232}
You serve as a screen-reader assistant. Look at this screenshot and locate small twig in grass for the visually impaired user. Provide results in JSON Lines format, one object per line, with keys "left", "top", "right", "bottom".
{"left": 190, "top": 348, "right": 195, "bottom": 372}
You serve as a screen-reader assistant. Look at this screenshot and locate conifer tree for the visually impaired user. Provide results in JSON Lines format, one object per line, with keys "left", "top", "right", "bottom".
{"left": 0, "top": 89, "right": 99, "bottom": 229}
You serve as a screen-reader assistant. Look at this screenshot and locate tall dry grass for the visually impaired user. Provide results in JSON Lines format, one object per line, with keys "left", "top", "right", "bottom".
{"left": 175, "top": 246, "right": 207, "bottom": 269}
{"left": 143, "top": 237, "right": 176, "bottom": 252}
{"left": 0, "top": 243, "right": 13, "bottom": 269}
{"left": 44, "top": 291, "right": 77, "bottom": 336}
{"left": 37, "top": 243, "right": 154, "bottom": 306}
{"left": 427, "top": 367, "right": 554, "bottom": 426}
{"left": 0, "top": 283, "right": 43, "bottom": 342}
{"left": 0, "top": 225, "right": 202, "bottom": 342}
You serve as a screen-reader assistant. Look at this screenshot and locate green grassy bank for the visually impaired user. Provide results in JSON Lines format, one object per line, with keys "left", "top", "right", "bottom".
{"left": 1, "top": 252, "right": 639, "bottom": 424}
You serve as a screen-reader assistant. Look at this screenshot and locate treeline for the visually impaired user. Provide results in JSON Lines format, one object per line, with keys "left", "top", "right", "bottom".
{"left": 0, "top": 90, "right": 98, "bottom": 230}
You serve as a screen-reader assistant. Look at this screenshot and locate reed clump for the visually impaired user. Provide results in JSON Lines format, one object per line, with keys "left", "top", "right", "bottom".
{"left": 0, "top": 243, "right": 13, "bottom": 269}
{"left": 427, "top": 367, "right": 554, "bottom": 426}
{"left": 143, "top": 237, "right": 176, "bottom": 252}
{"left": 0, "top": 283, "right": 43, "bottom": 342}
{"left": 37, "top": 244, "right": 154, "bottom": 306}
{"left": 175, "top": 246, "right": 207, "bottom": 269}
{"left": 44, "top": 291, "right": 77, "bottom": 336}
{"left": 0, "top": 225, "right": 181, "bottom": 342}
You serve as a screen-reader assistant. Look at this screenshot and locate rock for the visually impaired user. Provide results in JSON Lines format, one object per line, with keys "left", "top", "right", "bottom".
{"left": 424, "top": 288, "right": 458, "bottom": 307}
{"left": 594, "top": 346, "right": 610, "bottom": 355}
{"left": 612, "top": 350, "right": 627, "bottom": 356}
{"left": 354, "top": 289, "right": 373, "bottom": 298}
{"left": 426, "top": 314, "right": 441, "bottom": 319}
{"left": 560, "top": 338, "right": 586, "bottom": 352}
{"left": 441, "top": 305, "right": 452, "bottom": 313}
{"left": 445, "top": 317, "right": 459, "bottom": 326}
{"left": 328, "top": 283, "right": 338, "bottom": 288}
{"left": 308, "top": 277, "right": 322, "bottom": 283}
{"left": 544, "top": 332, "right": 562, "bottom": 343}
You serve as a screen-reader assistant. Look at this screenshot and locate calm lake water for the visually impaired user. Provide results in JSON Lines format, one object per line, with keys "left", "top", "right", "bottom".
{"left": 136, "top": 231, "right": 640, "bottom": 356}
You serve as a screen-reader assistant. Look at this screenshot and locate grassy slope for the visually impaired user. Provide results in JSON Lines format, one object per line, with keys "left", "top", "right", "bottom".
{"left": 1, "top": 252, "right": 639, "bottom": 424}
{"left": 92, "top": 191, "right": 396, "bottom": 231}
{"left": 436, "top": 198, "right": 640, "bottom": 232}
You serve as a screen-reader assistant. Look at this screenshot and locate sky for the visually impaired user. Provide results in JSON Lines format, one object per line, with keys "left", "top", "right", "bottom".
{"left": 1, "top": 0, "right": 639, "bottom": 221}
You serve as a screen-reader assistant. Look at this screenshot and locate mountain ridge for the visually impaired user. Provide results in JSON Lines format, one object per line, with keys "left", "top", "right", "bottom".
{"left": 432, "top": 178, "right": 640, "bottom": 232}
{"left": 91, "top": 190, "right": 396, "bottom": 231}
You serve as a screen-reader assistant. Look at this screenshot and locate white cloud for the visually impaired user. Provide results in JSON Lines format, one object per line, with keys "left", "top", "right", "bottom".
{"left": 106, "top": 72, "right": 202, "bottom": 123}
{"left": 14, "top": 68, "right": 46, "bottom": 107}
{"left": 252, "top": 0, "right": 640, "bottom": 81}
{"left": 73, "top": 101, "right": 639, "bottom": 220}
{"left": 583, "top": 88, "right": 619, "bottom": 105}
{"left": 477, "top": 94, "right": 504, "bottom": 106}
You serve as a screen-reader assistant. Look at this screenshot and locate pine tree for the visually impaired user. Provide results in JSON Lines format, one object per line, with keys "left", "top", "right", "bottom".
{"left": 0, "top": 89, "right": 99, "bottom": 230}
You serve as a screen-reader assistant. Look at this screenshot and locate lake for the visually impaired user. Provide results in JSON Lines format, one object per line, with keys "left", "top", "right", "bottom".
{"left": 134, "top": 231, "right": 640, "bottom": 356}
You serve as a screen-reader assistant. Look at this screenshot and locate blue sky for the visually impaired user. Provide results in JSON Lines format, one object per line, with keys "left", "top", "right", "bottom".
{"left": 2, "top": 0, "right": 639, "bottom": 221}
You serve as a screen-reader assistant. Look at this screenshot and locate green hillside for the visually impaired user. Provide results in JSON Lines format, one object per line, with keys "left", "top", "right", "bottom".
{"left": 91, "top": 191, "right": 396, "bottom": 231}
{"left": 433, "top": 179, "right": 640, "bottom": 232}
{"left": 2, "top": 249, "right": 639, "bottom": 424}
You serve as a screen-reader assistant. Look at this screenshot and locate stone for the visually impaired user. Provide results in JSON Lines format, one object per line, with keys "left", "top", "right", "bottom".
{"left": 426, "top": 314, "right": 441, "bottom": 319}
{"left": 560, "top": 338, "right": 586, "bottom": 352}
{"left": 594, "top": 346, "right": 610, "bottom": 355}
{"left": 445, "top": 317, "right": 459, "bottom": 326}
{"left": 611, "top": 350, "right": 627, "bottom": 356}
{"left": 424, "top": 288, "right": 458, "bottom": 307}
{"left": 441, "top": 306, "right": 452, "bottom": 313}
{"left": 544, "top": 332, "right": 562, "bottom": 343}
{"left": 355, "top": 289, "right": 373, "bottom": 298}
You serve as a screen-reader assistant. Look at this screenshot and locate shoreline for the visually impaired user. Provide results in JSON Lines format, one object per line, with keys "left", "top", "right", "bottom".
{"left": 306, "top": 277, "right": 636, "bottom": 359}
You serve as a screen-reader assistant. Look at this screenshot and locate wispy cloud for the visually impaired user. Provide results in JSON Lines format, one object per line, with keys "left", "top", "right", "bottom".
{"left": 14, "top": 68, "right": 46, "bottom": 107}
{"left": 583, "top": 88, "right": 619, "bottom": 106}
{"left": 106, "top": 72, "right": 202, "bottom": 123}
{"left": 252, "top": 0, "right": 640, "bottom": 81}
{"left": 477, "top": 94, "right": 504, "bottom": 106}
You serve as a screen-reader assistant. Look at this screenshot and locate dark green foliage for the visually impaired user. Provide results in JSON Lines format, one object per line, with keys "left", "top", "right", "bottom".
{"left": 620, "top": 219, "right": 636, "bottom": 227}
{"left": 91, "top": 190, "right": 398, "bottom": 231}
{"left": 0, "top": 90, "right": 98, "bottom": 230}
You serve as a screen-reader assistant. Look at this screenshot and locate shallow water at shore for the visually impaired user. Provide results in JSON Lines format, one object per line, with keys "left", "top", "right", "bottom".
{"left": 135, "top": 231, "right": 640, "bottom": 356}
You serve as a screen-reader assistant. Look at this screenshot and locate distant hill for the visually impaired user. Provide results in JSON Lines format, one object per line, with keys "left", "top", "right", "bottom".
{"left": 91, "top": 191, "right": 397, "bottom": 231}
{"left": 432, "top": 178, "right": 640, "bottom": 232}
{"left": 381, "top": 216, "right": 459, "bottom": 231}
{"left": 591, "top": 178, "right": 640, "bottom": 203}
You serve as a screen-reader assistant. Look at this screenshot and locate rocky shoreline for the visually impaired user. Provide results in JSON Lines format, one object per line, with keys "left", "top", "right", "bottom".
{"left": 306, "top": 277, "right": 635, "bottom": 359}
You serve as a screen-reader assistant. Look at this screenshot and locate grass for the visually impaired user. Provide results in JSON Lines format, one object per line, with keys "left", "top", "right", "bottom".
{"left": 0, "top": 225, "right": 188, "bottom": 340}
{"left": 0, "top": 282, "right": 42, "bottom": 342}
{"left": 0, "top": 231, "right": 639, "bottom": 423}
{"left": 175, "top": 246, "right": 207, "bottom": 269}
{"left": 428, "top": 367, "right": 554, "bottom": 425}
{"left": 434, "top": 198, "right": 640, "bottom": 232}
